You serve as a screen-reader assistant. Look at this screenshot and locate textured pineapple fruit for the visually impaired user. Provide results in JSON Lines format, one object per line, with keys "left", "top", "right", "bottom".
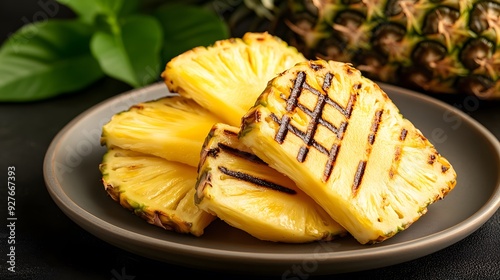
{"left": 239, "top": 59, "right": 457, "bottom": 244}
{"left": 99, "top": 148, "right": 216, "bottom": 236}
{"left": 195, "top": 123, "right": 346, "bottom": 243}
{"left": 101, "top": 96, "right": 222, "bottom": 167}
{"left": 283, "top": 0, "right": 500, "bottom": 99}
{"left": 161, "top": 32, "right": 307, "bottom": 126}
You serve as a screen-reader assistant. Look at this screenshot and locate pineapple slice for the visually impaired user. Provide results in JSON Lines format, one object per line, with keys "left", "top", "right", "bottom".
{"left": 101, "top": 96, "right": 222, "bottom": 167}
{"left": 161, "top": 32, "right": 307, "bottom": 126}
{"left": 99, "top": 147, "right": 215, "bottom": 236}
{"left": 195, "top": 123, "right": 346, "bottom": 243}
{"left": 239, "top": 59, "right": 457, "bottom": 244}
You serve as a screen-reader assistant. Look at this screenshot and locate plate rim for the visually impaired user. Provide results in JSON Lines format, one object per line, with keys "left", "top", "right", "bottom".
{"left": 43, "top": 82, "right": 500, "bottom": 274}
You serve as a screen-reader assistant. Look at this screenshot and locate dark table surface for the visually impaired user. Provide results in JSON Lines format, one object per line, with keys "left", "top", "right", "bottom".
{"left": 1, "top": 2, "right": 499, "bottom": 280}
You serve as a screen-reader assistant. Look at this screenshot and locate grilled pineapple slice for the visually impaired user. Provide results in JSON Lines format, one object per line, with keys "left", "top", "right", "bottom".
{"left": 161, "top": 32, "right": 307, "bottom": 126}
{"left": 240, "top": 59, "right": 457, "bottom": 244}
{"left": 99, "top": 147, "right": 215, "bottom": 236}
{"left": 101, "top": 96, "right": 222, "bottom": 167}
{"left": 195, "top": 123, "right": 346, "bottom": 243}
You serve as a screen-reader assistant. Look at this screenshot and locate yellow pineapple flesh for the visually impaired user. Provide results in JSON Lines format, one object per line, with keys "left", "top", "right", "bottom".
{"left": 101, "top": 96, "right": 222, "bottom": 167}
{"left": 195, "top": 123, "right": 346, "bottom": 243}
{"left": 99, "top": 147, "right": 216, "bottom": 236}
{"left": 239, "top": 59, "right": 457, "bottom": 244}
{"left": 161, "top": 32, "right": 307, "bottom": 126}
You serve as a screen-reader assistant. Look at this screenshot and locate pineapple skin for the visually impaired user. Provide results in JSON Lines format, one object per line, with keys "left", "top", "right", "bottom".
{"left": 161, "top": 32, "right": 307, "bottom": 126}
{"left": 239, "top": 59, "right": 457, "bottom": 244}
{"left": 99, "top": 148, "right": 215, "bottom": 237}
{"left": 283, "top": 0, "right": 500, "bottom": 99}
{"left": 195, "top": 123, "right": 347, "bottom": 243}
{"left": 101, "top": 96, "right": 222, "bottom": 167}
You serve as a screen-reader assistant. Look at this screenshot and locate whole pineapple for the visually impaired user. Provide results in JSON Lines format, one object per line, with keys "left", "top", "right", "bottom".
{"left": 270, "top": 0, "right": 500, "bottom": 99}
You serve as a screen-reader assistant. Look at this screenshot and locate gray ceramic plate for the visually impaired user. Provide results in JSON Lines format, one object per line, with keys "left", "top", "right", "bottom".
{"left": 44, "top": 82, "right": 500, "bottom": 275}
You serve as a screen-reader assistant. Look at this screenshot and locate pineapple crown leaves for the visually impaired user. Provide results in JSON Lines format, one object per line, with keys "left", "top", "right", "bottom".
{"left": 0, "top": 0, "right": 229, "bottom": 102}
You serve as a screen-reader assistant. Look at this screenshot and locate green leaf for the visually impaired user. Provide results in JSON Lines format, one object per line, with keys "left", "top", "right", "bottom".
{"left": 153, "top": 3, "right": 229, "bottom": 64}
{"left": 90, "top": 15, "right": 163, "bottom": 88}
{"left": 56, "top": 0, "right": 100, "bottom": 23}
{"left": 57, "top": 0, "right": 138, "bottom": 24}
{"left": 0, "top": 20, "right": 105, "bottom": 102}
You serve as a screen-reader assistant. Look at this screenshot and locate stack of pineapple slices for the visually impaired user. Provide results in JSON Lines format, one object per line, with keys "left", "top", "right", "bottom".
{"left": 99, "top": 32, "right": 457, "bottom": 244}
{"left": 99, "top": 96, "right": 219, "bottom": 236}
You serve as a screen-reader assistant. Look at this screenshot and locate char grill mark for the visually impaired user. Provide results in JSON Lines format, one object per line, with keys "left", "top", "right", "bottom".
{"left": 310, "top": 62, "right": 325, "bottom": 71}
{"left": 352, "top": 161, "right": 367, "bottom": 194}
{"left": 274, "top": 114, "right": 291, "bottom": 144}
{"left": 336, "top": 122, "right": 348, "bottom": 140}
{"left": 217, "top": 166, "right": 296, "bottom": 194}
{"left": 296, "top": 74, "right": 330, "bottom": 162}
{"left": 322, "top": 72, "right": 334, "bottom": 91}
{"left": 428, "top": 154, "right": 436, "bottom": 165}
{"left": 323, "top": 144, "right": 340, "bottom": 182}
{"left": 400, "top": 128, "right": 408, "bottom": 141}
{"left": 325, "top": 92, "right": 355, "bottom": 118}
{"left": 271, "top": 69, "right": 356, "bottom": 182}
{"left": 207, "top": 147, "right": 220, "bottom": 158}
{"left": 286, "top": 71, "right": 306, "bottom": 111}
{"left": 217, "top": 143, "right": 267, "bottom": 165}
{"left": 297, "top": 146, "right": 309, "bottom": 162}
{"left": 222, "top": 129, "right": 238, "bottom": 137}
{"left": 368, "top": 110, "right": 383, "bottom": 145}
{"left": 389, "top": 128, "right": 409, "bottom": 179}
{"left": 352, "top": 109, "right": 384, "bottom": 195}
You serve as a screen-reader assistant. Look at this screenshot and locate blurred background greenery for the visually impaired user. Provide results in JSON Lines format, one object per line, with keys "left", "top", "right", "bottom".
{"left": 2, "top": 0, "right": 500, "bottom": 102}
